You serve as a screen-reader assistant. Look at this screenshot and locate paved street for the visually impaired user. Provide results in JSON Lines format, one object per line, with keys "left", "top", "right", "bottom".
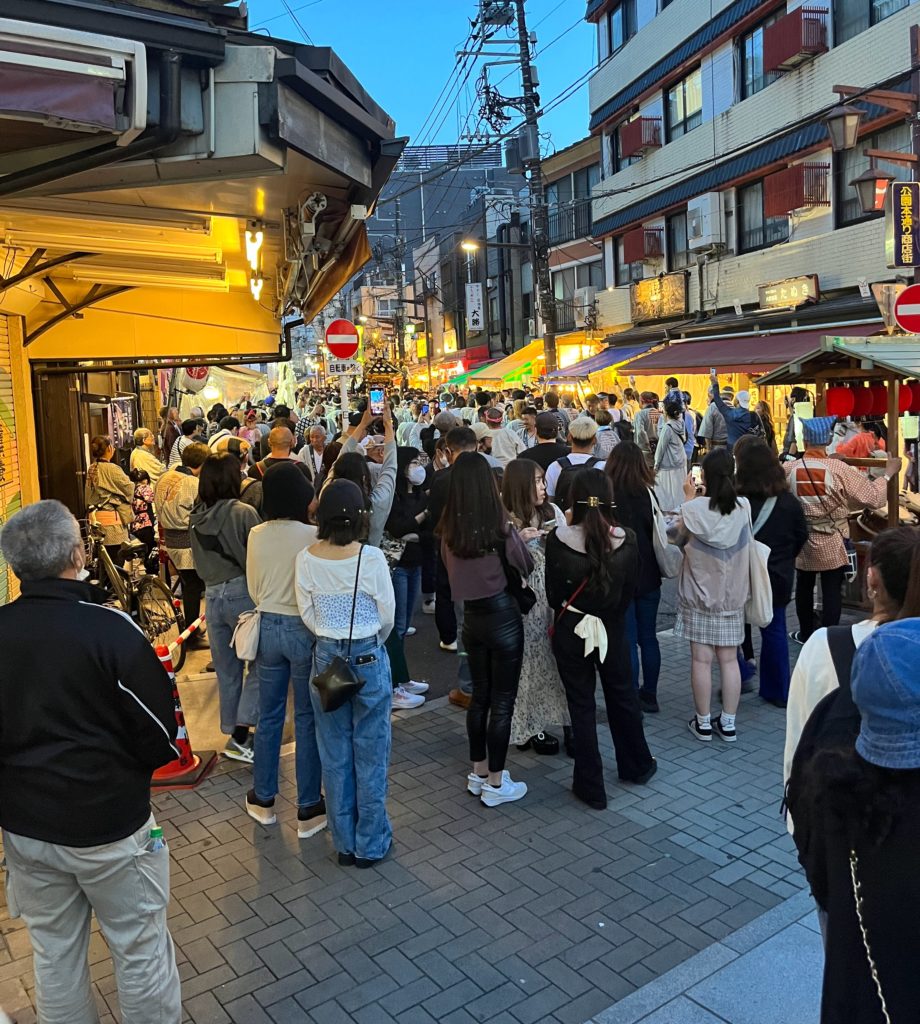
{"left": 0, "top": 619, "right": 828, "bottom": 1024}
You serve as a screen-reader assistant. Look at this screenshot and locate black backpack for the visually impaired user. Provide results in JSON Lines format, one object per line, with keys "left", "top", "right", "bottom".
{"left": 744, "top": 411, "right": 766, "bottom": 439}
{"left": 554, "top": 455, "right": 602, "bottom": 511}
{"left": 783, "top": 626, "right": 860, "bottom": 901}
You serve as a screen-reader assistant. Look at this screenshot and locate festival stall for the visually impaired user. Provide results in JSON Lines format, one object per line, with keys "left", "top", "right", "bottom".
{"left": 541, "top": 340, "right": 661, "bottom": 404}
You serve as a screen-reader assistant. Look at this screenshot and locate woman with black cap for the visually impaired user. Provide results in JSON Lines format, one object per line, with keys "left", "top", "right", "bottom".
{"left": 245, "top": 463, "right": 326, "bottom": 838}
{"left": 295, "top": 480, "right": 395, "bottom": 867}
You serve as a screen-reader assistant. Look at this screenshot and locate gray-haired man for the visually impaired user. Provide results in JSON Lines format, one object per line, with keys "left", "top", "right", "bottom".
{"left": 0, "top": 500, "right": 180, "bottom": 1023}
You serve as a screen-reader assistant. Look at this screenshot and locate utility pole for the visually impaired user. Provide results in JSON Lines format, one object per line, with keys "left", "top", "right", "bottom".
{"left": 512, "top": 0, "right": 556, "bottom": 373}
{"left": 393, "top": 195, "right": 407, "bottom": 370}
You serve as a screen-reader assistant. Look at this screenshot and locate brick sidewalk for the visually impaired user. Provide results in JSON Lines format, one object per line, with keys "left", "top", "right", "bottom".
{"left": 0, "top": 630, "right": 808, "bottom": 1024}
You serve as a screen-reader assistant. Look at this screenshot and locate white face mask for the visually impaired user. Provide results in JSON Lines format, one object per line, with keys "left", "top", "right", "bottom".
{"left": 407, "top": 465, "right": 426, "bottom": 487}
{"left": 76, "top": 568, "right": 90, "bottom": 581}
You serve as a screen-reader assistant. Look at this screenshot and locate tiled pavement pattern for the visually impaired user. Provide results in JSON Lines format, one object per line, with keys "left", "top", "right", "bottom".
{"left": 0, "top": 629, "right": 811, "bottom": 1024}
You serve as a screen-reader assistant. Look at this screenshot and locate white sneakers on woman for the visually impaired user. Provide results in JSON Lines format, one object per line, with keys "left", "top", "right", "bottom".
{"left": 466, "top": 770, "right": 527, "bottom": 806}
{"left": 392, "top": 686, "right": 425, "bottom": 709}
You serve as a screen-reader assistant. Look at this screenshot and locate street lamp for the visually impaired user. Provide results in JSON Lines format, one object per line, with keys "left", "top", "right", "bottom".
{"left": 850, "top": 166, "right": 897, "bottom": 214}
{"left": 825, "top": 105, "right": 862, "bottom": 152}
{"left": 460, "top": 240, "right": 479, "bottom": 252}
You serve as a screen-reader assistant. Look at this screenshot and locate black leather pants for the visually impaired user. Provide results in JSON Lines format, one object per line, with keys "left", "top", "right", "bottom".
{"left": 463, "top": 592, "right": 524, "bottom": 772}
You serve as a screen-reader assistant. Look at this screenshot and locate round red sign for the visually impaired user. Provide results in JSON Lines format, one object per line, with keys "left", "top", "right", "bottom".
{"left": 894, "top": 284, "right": 920, "bottom": 334}
{"left": 324, "top": 318, "right": 360, "bottom": 359}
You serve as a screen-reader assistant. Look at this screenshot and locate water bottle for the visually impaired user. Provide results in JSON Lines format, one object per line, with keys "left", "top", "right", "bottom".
{"left": 145, "top": 826, "right": 167, "bottom": 853}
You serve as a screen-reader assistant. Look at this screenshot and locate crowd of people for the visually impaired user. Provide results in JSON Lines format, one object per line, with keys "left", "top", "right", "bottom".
{"left": 0, "top": 368, "right": 916, "bottom": 1022}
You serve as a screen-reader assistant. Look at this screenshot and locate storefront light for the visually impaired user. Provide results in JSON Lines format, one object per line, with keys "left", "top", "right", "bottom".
{"left": 825, "top": 105, "right": 862, "bottom": 152}
{"left": 245, "top": 220, "right": 264, "bottom": 270}
{"left": 850, "top": 167, "right": 895, "bottom": 214}
{"left": 250, "top": 272, "right": 264, "bottom": 301}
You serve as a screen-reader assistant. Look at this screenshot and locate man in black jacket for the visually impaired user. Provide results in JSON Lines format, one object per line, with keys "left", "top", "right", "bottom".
{"left": 0, "top": 500, "right": 181, "bottom": 1023}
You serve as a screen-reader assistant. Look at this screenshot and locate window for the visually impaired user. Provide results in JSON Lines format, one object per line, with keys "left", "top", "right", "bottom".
{"left": 376, "top": 297, "right": 399, "bottom": 316}
{"left": 666, "top": 67, "right": 703, "bottom": 140}
{"left": 740, "top": 12, "right": 782, "bottom": 99}
{"left": 552, "top": 267, "right": 576, "bottom": 302}
{"left": 737, "top": 181, "right": 788, "bottom": 253}
{"left": 835, "top": 0, "right": 908, "bottom": 44}
{"left": 606, "top": 0, "right": 637, "bottom": 55}
{"left": 577, "top": 260, "right": 606, "bottom": 290}
{"left": 610, "top": 117, "right": 642, "bottom": 173}
{"left": 836, "top": 122, "right": 911, "bottom": 226}
{"left": 616, "top": 240, "right": 645, "bottom": 285}
{"left": 667, "top": 211, "right": 690, "bottom": 270}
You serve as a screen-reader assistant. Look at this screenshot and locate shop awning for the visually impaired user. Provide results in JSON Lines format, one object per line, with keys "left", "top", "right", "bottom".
{"left": 468, "top": 339, "right": 544, "bottom": 383}
{"left": 545, "top": 341, "right": 658, "bottom": 380}
{"left": 616, "top": 325, "right": 882, "bottom": 377}
{"left": 757, "top": 335, "right": 920, "bottom": 385}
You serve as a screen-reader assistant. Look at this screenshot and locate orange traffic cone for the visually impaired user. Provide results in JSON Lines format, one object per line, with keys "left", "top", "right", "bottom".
{"left": 152, "top": 644, "right": 217, "bottom": 790}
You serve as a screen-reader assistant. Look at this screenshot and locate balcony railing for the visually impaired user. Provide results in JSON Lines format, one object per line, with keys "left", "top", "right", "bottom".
{"left": 622, "top": 226, "right": 664, "bottom": 265}
{"left": 619, "top": 116, "right": 662, "bottom": 159}
{"left": 763, "top": 7, "right": 828, "bottom": 73}
{"left": 763, "top": 162, "right": 830, "bottom": 217}
{"left": 548, "top": 198, "right": 593, "bottom": 246}
{"left": 555, "top": 299, "right": 577, "bottom": 333}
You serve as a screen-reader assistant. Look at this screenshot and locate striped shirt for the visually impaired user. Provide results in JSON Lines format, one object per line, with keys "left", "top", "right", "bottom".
{"left": 786, "top": 456, "right": 888, "bottom": 571}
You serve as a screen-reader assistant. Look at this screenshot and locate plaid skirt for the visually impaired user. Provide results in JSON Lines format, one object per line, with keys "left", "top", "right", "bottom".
{"left": 675, "top": 605, "right": 744, "bottom": 647}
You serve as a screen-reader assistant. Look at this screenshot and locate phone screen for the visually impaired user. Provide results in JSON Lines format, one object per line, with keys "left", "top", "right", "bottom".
{"left": 421, "top": 402, "right": 430, "bottom": 415}
{"left": 691, "top": 466, "right": 703, "bottom": 486}
{"left": 369, "top": 388, "right": 385, "bottom": 416}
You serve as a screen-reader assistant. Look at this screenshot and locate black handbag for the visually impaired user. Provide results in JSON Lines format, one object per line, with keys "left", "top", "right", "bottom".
{"left": 311, "top": 545, "right": 367, "bottom": 712}
{"left": 499, "top": 529, "right": 537, "bottom": 615}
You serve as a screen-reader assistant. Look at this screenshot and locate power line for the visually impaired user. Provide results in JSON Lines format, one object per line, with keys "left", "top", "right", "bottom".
{"left": 278, "top": 0, "right": 314, "bottom": 43}
{"left": 250, "top": 0, "right": 323, "bottom": 30}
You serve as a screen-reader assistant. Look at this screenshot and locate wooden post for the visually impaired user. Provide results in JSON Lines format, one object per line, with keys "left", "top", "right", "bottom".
{"left": 888, "top": 375, "right": 900, "bottom": 528}
{"left": 814, "top": 376, "right": 826, "bottom": 416}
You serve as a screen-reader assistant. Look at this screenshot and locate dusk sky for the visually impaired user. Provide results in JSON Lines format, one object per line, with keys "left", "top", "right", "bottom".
{"left": 248, "top": 0, "right": 595, "bottom": 156}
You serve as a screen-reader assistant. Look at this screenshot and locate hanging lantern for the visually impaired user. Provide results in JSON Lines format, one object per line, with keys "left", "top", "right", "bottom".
{"left": 826, "top": 386, "right": 855, "bottom": 417}
{"left": 909, "top": 380, "right": 920, "bottom": 415}
{"left": 852, "top": 385, "right": 874, "bottom": 417}
{"left": 869, "top": 383, "right": 888, "bottom": 417}
{"left": 899, "top": 382, "right": 913, "bottom": 414}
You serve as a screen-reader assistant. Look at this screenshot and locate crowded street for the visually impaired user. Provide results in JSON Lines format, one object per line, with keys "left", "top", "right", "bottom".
{"left": 3, "top": 0, "right": 920, "bottom": 1021}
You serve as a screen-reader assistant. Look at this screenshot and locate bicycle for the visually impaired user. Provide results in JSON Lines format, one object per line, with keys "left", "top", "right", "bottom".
{"left": 84, "top": 507, "right": 187, "bottom": 671}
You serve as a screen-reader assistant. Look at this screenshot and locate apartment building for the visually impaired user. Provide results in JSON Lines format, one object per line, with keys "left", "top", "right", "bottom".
{"left": 584, "top": 0, "right": 912, "bottom": 379}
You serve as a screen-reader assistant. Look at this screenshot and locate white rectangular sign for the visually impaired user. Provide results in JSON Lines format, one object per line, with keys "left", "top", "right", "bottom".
{"left": 325, "top": 356, "right": 360, "bottom": 378}
{"left": 465, "top": 282, "right": 484, "bottom": 333}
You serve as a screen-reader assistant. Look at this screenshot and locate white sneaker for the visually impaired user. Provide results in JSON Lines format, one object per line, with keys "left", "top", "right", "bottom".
{"left": 405, "top": 626, "right": 417, "bottom": 637}
{"left": 402, "top": 679, "right": 430, "bottom": 695}
{"left": 422, "top": 599, "right": 436, "bottom": 615}
{"left": 481, "top": 774, "right": 527, "bottom": 807}
{"left": 223, "top": 736, "right": 254, "bottom": 763}
{"left": 439, "top": 640, "right": 458, "bottom": 652}
{"left": 392, "top": 686, "right": 425, "bottom": 709}
{"left": 467, "top": 769, "right": 513, "bottom": 796}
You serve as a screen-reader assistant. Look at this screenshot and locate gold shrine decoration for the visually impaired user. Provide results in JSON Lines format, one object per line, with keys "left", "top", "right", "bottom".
{"left": 630, "top": 272, "right": 688, "bottom": 324}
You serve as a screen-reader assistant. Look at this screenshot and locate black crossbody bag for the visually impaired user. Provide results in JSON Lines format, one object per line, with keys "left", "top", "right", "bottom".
{"left": 312, "top": 545, "right": 367, "bottom": 712}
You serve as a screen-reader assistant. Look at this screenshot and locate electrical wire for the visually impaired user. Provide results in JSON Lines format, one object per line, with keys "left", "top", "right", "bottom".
{"left": 250, "top": 0, "right": 323, "bottom": 31}
{"left": 278, "top": 0, "right": 314, "bottom": 44}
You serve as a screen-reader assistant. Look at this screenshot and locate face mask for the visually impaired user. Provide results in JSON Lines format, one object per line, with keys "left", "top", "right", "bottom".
{"left": 76, "top": 567, "right": 90, "bottom": 581}
{"left": 407, "top": 465, "right": 426, "bottom": 487}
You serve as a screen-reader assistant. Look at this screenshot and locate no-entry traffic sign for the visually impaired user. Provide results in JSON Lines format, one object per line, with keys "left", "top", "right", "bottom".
{"left": 894, "top": 284, "right": 920, "bottom": 333}
{"left": 324, "top": 318, "right": 360, "bottom": 359}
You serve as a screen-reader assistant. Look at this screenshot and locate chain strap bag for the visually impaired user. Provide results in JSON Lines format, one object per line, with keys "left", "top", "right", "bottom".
{"left": 311, "top": 545, "right": 368, "bottom": 712}
{"left": 649, "top": 489, "right": 683, "bottom": 578}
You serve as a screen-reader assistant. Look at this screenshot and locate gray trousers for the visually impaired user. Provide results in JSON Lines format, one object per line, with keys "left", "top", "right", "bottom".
{"left": 3, "top": 815, "right": 180, "bottom": 1024}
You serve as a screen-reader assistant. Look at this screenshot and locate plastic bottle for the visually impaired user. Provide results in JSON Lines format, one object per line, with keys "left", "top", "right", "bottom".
{"left": 145, "top": 826, "right": 167, "bottom": 853}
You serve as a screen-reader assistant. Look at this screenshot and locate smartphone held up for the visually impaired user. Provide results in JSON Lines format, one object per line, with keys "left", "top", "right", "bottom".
{"left": 369, "top": 387, "right": 385, "bottom": 416}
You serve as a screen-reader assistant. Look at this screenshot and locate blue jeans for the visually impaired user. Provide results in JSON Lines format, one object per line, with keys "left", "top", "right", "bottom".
{"left": 253, "top": 613, "right": 322, "bottom": 807}
{"left": 392, "top": 565, "right": 421, "bottom": 638}
{"left": 758, "top": 605, "right": 791, "bottom": 703}
{"left": 205, "top": 576, "right": 260, "bottom": 734}
{"left": 309, "top": 636, "right": 393, "bottom": 860}
{"left": 625, "top": 588, "right": 662, "bottom": 695}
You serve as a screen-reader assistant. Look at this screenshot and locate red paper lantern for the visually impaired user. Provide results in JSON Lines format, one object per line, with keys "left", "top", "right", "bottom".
{"left": 909, "top": 380, "right": 920, "bottom": 414}
{"left": 826, "top": 386, "right": 855, "bottom": 417}
{"left": 899, "top": 383, "right": 913, "bottom": 414}
{"left": 852, "top": 386, "right": 874, "bottom": 417}
{"left": 869, "top": 383, "right": 888, "bottom": 417}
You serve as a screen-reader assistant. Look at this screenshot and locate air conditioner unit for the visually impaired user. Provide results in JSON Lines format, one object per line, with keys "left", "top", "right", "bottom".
{"left": 527, "top": 317, "right": 536, "bottom": 335}
{"left": 688, "top": 192, "right": 725, "bottom": 252}
{"left": 574, "top": 286, "right": 597, "bottom": 309}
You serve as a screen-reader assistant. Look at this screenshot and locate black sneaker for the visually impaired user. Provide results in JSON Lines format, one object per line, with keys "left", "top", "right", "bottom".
{"left": 639, "top": 691, "right": 660, "bottom": 713}
{"left": 245, "top": 789, "right": 276, "bottom": 825}
{"left": 688, "top": 717, "right": 712, "bottom": 742}
{"left": 297, "top": 797, "right": 327, "bottom": 839}
{"left": 788, "top": 630, "right": 805, "bottom": 645}
{"left": 337, "top": 852, "right": 356, "bottom": 867}
{"left": 713, "top": 714, "right": 737, "bottom": 743}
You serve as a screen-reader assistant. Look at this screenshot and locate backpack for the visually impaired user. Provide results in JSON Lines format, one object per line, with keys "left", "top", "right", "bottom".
{"left": 745, "top": 411, "right": 766, "bottom": 439}
{"left": 783, "top": 626, "right": 860, "bottom": 902}
{"left": 554, "top": 455, "right": 602, "bottom": 511}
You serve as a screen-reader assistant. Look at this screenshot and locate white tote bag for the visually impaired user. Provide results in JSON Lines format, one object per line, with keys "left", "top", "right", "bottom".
{"left": 649, "top": 490, "right": 683, "bottom": 579}
{"left": 230, "top": 608, "right": 261, "bottom": 661}
{"left": 745, "top": 499, "right": 774, "bottom": 628}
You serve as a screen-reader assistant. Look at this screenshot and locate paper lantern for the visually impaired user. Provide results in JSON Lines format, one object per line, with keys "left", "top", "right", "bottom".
{"left": 869, "top": 383, "right": 888, "bottom": 417}
{"left": 899, "top": 383, "right": 913, "bottom": 414}
{"left": 909, "top": 380, "right": 920, "bottom": 414}
{"left": 826, "top": 386, "right": 854, "bottom": 418}
{"left": 852, "top": 386, "right": 874, "bottom": 417}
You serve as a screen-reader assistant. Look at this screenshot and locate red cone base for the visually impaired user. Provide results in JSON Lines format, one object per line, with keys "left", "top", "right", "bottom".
{"left": 152, "top": 645, "right": 218, "bottom": 791}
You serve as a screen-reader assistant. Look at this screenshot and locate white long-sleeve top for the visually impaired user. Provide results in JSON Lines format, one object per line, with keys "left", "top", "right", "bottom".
{"left": 295, "top": 543, "right": 394, "bottom": 643}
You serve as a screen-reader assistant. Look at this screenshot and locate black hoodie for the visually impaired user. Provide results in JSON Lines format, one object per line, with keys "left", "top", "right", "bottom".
{"left": 0, "top": 579, "right": 179, "bottom": 846}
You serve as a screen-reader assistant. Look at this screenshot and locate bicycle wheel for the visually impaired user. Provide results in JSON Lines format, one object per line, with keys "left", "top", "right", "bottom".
{"left": 136, "top": 576, "right": 186, "bottom": 672}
